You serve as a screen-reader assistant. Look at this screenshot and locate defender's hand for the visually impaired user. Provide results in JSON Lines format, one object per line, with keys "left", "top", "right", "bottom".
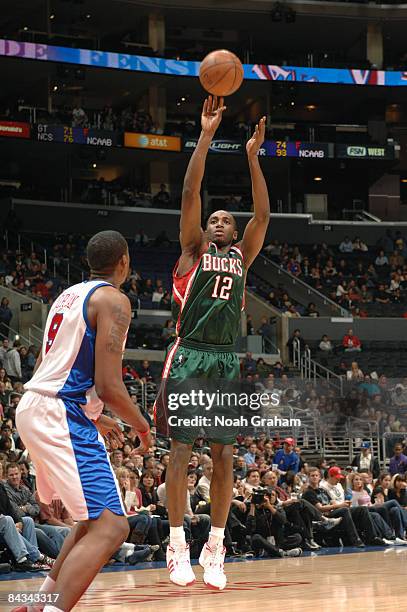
{"left": 95, "top": 415, "right": 125, "bottom": 446}
{"left": 246, "top": 116, "right": 266, "bottom": 158}
{"left": 201, "top": 95, "right": 226, "bottom": 136}
{"left": 131, "top": 431, "right": 153, "bottom": 456}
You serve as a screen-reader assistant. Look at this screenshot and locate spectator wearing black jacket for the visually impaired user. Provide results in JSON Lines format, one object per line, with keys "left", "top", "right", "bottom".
{"left": 246, "top": 489, "right": 302, "bottom": 558}
{"left": 303, "top": 467, "right": 384, "bottom": 547}
{"left": 351, "top": 442, "right": 380, "bottom": 479}
{"left": 0, "top": 481, "right": 48, "bottom": 570}
{"left": 286, "top": 329, "right": 305, "bottom": 362}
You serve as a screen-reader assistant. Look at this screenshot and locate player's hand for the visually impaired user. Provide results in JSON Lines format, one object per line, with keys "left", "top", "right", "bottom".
{"left": 131, "top": 431, "right": 153, "bottom": 456}
{"left": 201, "top": 95, "right": 226, "bottom": 136}
{"left": 246, "top": 116, "right": 266, "bottom": 159}
{"left": 95, "top": 415, "right": 125, "bottom": 446}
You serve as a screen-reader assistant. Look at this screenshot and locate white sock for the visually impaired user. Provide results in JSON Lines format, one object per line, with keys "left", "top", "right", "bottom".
{"left": 125, "top": 544, "right": 136, "bottom": 558}
{"left": 208, "top": 527, "right": 225, "bottom": 546}
{"left": 170, "top": 526, "right": 186, "bottom": 546}
{"left": 40, "top": 576, "right": 56, "bottom": 593}
{"left": 43, "top": 607, "right": 63, "bottom": 612}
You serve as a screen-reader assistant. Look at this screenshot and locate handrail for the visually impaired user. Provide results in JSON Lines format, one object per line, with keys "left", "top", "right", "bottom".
{"left": 258, "top": 254, "right": 349, "bottom": 316}
{"left": 0, "top": 323, "right": 33, "bottom": 347}
{"left": 293, "top": 339, "right": 344, "bottom": 395}
{"left": 1, "top": 283, "right": 44, "bottom": 305}
{"left": 262, "top": 335, "right": 280, "bottom": 356}
{"left": 302, "top": 350, "right": 344, "bottom": 395}
{"left": 28, "top": 324, "right": 43, "bottom": 346}
{"left": 5, "top": 230, "right": 86, "bottom": 287}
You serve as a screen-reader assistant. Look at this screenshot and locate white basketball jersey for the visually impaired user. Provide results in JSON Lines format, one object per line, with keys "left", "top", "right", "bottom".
{"left": 25, "top": 280, "right": 113, "bottom": 420}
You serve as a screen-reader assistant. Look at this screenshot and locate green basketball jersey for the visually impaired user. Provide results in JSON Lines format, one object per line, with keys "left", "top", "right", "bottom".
{"left": 172, "top": 242, "right": 245, "bottom": 346}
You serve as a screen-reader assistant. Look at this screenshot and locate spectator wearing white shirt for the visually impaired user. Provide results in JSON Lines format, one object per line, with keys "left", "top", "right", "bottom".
{"left": 320, "top": 466, "right": 384, "bottom": 545}
{"left": 352, "top": 237, "right": 368, "bottom": 252}
{"left": 196, "top": 462, "right": 213, "bottom": 503}
{"left": 375, "top": 250, "right": 389, "bottom": 267}
{"left": 319, "top": 335, "right": 334, "bottom": 352}
{"left": 339, "top": 237, "right": 354, "bottom": 253}
{"left": 336, "top": 281, "right": 348, "bottom": 299}
{"left": 243, "top": 468, "right": 261, "bottom": 495}
{"left": 2, "top": 341, "right": 21, "bottom": 381}
{"left": 346, "top": 361, "right": 364, "bottom": 382}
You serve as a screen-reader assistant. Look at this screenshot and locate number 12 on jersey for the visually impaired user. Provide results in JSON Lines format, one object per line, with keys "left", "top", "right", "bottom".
{"left": 211, "top": 275, "right": 233, "bottom": 301}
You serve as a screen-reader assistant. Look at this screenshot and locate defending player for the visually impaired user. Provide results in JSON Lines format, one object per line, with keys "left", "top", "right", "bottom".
{"left": 155, "top": 96, "right": 270, "bottom": 590}
{"left": 12, "top": 231, "right": 151, "bottom": 612}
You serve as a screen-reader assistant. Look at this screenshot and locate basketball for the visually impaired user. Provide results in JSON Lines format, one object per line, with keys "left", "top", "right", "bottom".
{"left": 199, "top": 49, "right": 244, "bottom": 96}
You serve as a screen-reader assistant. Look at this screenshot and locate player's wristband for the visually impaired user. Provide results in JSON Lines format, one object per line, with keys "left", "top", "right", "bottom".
{"left": 138, "top": 428, "right": 150, "bottom": 438}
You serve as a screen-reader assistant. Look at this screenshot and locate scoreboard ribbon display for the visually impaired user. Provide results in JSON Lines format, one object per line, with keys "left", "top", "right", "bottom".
{"left": 264, "top": 141, "right": 332, "bottom": 158}
{"left": 36, "top": 125, "right": 118, "bottom": 146}
{"left": 3, "top": 38, "right": 407, "bottom": 87}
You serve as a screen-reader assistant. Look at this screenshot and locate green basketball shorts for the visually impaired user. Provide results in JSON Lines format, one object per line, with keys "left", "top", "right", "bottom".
{"left": 154, "top": 337, "right": 241, "bottom": 445}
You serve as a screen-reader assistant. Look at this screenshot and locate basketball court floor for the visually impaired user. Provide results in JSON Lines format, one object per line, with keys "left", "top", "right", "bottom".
{"left": 0, "top": 547, "right": 406, "bottom": 611}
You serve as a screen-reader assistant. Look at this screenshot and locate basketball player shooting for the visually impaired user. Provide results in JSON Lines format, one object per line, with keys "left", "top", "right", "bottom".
{"left": 156, "top": 96, "right": 270, "bottom": 590}
{"left": 12, "top": 231, "right": 152, "bottom": 612}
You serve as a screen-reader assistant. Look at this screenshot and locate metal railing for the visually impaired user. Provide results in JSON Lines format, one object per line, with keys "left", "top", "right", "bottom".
{"left": 293, "top": 339, "right": 344, "bottom": 395}
{"left": 256, "top": 254, "right": 349, "bottom": 317}
{"left": 28, "top": 324, "right": 44, "bottom": 346}
{"left": 124, "top": 379, "right": 147, "bottom": 411}
{"left": 342, "top": 209, "right": 382, "bottom": 223}
{"left": 301, "top": 348, "right": 344, "bottom": 395}
{"left": 0, "top": 323, "right": 33, "bottom": 347}
{"left": 347, "top": 416, "right": 380, "bottom": 461}
{"left": 262, "top": 335, "right": 280, "bottom": 356}
{"left": 4, "top": 230, "right": 87, "bottom": 287}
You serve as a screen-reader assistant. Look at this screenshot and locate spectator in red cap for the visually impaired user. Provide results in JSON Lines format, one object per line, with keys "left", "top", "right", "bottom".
{"left": 273, "top": 438, "right": 300, "bottom": 482}
{"left": 320, "top": 466, "right": 386, "bottom": 546}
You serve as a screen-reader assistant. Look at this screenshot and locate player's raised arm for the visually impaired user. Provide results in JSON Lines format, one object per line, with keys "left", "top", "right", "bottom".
{"left": 92, "top": 288, "right": 151, "bottom": 450}
{"left": 239, "top": 117, "right": 270, "bottom": 268}
{"left": 180, "top": 96, "right": 226, "bottom": 253}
